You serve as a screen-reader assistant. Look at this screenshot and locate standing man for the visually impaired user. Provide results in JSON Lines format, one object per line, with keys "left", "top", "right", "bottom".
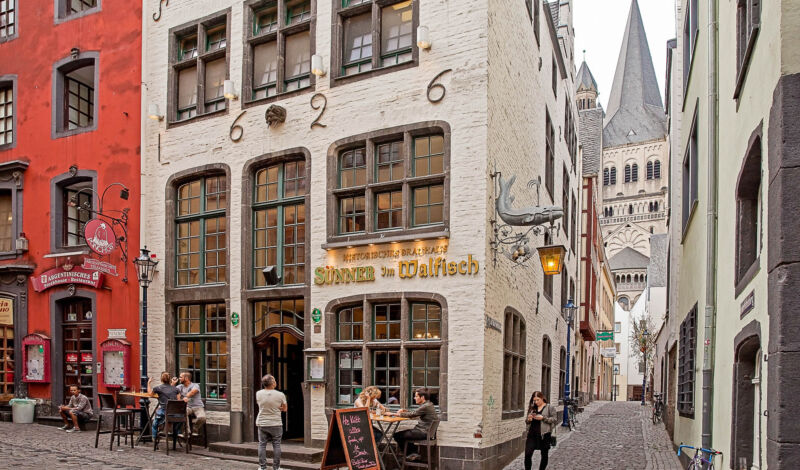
{"left": 392, "top": 388, "right": 437, "bottom": 461}
{"left": 59, "top": 385, "right": 93, "bottom": 432}
{"left": 176, "top": 372, "right": 206, "bottom": 437}
{"left": 256, "top": 374, "right": 287, "bottom": 470}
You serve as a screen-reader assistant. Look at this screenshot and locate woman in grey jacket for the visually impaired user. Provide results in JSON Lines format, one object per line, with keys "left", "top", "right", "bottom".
{"left": 524, "top": 391, "right": 559, "bottom": 470}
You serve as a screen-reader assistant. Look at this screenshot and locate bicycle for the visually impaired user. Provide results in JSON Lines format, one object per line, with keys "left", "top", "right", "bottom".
{"left": 651, "top": 393, "right": 664, "bottom": 424}
{"left": 563, "top": 398, "right": 579, "bottom": 430}
{"left": 677, "top": 443, "right": 723, "bottom": 470}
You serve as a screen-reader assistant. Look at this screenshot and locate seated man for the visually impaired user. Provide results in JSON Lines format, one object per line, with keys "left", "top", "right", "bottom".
{"left": 177, "top": 371, "right": 206, "bottom": 437}
{"left": 391, "top": 388, "right": 437, "bottom": 461}
{"left": 59, "top": 385, "right": 93, "bottom": 432}
{"left": 148, "top": 372, "right": 180, "bottom": 440}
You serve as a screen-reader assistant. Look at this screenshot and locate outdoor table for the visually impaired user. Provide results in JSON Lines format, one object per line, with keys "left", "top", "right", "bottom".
{"left": 119, "top": 391, "right": 157, "bottom": 445}
{"left": 370, "top": 414, "right": 411, "bottom": 469}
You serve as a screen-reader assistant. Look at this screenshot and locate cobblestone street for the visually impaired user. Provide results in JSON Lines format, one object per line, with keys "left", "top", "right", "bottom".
{"left": 504, "top": 401, "right": 681, "bottom": 470}
{"left": 0, "top": 421, "right": 258, "bottom": 469}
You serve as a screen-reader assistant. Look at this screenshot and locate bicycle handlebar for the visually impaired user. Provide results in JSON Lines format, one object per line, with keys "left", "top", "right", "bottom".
{"left": 677, "top": 444, "right": 722, "bottom": 457}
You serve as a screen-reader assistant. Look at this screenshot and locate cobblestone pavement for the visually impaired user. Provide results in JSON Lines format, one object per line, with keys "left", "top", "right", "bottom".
{"left": 0, "top": 422, "right": 258, "bottom": 469}
{"left": 504, "top": 401, "right": 682, "bottom": 470}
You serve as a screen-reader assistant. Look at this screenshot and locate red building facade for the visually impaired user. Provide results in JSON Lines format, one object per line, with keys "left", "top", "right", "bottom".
{"left": 0, "top": 0, "right": 141, "bottom": 411}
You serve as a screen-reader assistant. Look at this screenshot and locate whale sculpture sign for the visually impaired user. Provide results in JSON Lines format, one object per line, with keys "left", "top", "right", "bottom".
{"left": 495, "top": 175, "right": 564, "bottom": 226}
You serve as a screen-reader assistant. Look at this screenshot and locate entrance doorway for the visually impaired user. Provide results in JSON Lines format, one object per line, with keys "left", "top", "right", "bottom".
{"left": 254, "top": 329, "right": 304, "bottom": 440}
{"left": 61, "top": 298, "right": 94, "bottom": 401}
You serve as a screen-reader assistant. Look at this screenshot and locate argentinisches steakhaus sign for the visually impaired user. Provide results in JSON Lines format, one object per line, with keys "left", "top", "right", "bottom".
{"left": 31, "top": 266, "right": 104, "bottom": 292}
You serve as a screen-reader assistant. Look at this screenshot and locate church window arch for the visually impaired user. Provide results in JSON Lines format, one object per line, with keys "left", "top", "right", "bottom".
{"left": 634, "top": 274, "right": 639, "bottom": 283}
{"left": 609, "top": 167, "right": 617, "bottom": 185}
{"left": 603, "top": 168, "right": 610, "bottom": 186}
{"left": 654, "top": 160, "right": 661, "bottom": 179}
{"left": 624, "top": 164, "right": 631, "bottom": 183}
{"left": 631, "top": 163, "right": 639, "bottom": 182}
{"left": 647, "top": 161, "right": 654, "bottom": 180}
{"left": 629, "top": 204, "right": 633, "bottom": 215}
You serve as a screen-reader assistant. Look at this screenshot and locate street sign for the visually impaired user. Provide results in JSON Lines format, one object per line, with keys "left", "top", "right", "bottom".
{"left": 601, "top": 347, "right": 617, "bottom": 358}
{"left": 596, "top": 330, "right": 614, "bottom": 341}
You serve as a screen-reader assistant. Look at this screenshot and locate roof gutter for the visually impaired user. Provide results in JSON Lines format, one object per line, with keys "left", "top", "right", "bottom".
{"left": 701, "top": 0, "right": 719, "bottom": 451}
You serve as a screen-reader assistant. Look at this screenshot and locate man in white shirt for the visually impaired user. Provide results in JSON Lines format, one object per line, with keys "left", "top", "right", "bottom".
{"left": 256, "top": 374, "right": 287, "bottom": 470}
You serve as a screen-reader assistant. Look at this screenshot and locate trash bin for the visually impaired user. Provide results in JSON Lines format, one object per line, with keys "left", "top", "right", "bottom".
{"left": 9, "top": 398, "right": 36, "bottom": 424}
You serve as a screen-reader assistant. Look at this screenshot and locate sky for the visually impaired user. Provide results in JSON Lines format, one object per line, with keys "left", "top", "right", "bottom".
{"left": 572, "top": 0, "right": 677, "bottom": 109}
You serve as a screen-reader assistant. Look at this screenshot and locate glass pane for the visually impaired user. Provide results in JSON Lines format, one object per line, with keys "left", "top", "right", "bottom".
{"left": 178, "top": 67, "right": 198, "bottom": 109}
{"left": 344, "top": 13, "right": 372, "bottom": 65}
{"left": 205, "top": 58, "right": 226, "bottom": 101}
{"left": 285, "top": 31, "right": 311, "bottom": 79}
{"left": 381, "top": 1, "right": 413, "bottom": 54}
{"left": 254, "top": 42, "right": 278, "bottom": 87}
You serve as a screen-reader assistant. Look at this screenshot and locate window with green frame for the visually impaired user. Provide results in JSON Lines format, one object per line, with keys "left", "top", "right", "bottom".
{"left": 337, "top": 350, "right": 363, "bottom": 405}
{"left": 176, "top": 303, "right": 228, "bottom": 401}
{"left": 339, "top": 147, "right": 366, "bottom": 188}
{"left": 373, "top": 350, "right": 400, "bottom": 406}
{"left": 337, "top": 0, "right": 413, "bottom": 77}
{"left": 176, "top": 176, "right": 227, "bottom": 286}
{"left": 286, "top": 0, "right": 310, "bottom": 25}
{"left": 410, "top": 349, "right": 439, "bottom": 405}
{"left": 253, "top": 298, "right": 304, "bottom": 336}
{"left": 254, "top": 4, "right": 278, "bottom": 35}
{"left": 206, "top": 25, "right": 227, "bottom": 51}
{"left": 337, "top": 306, "right": 364, "bottom": 341}
{"left": 412, "top": 185, "right": 443, "bottom": 227}
{"left": 411, "top": 303, "right": 441, "bottom": 340}
{"left": 253, "top": 161, "right": 306, "bottom": 287}
{"left": 373, "top": 303, "right": 400, "bottom": 340}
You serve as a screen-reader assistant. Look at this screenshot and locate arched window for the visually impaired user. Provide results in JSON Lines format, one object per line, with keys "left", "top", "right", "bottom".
{"left": 603, "top": 168, "right": 610, "bottom": 186}
{"left": 650, "top": 226, "right": 654, "bottom": 234}
{"left": 503, "top": 308, "right": 526, "bottom": 414}
{"left": 654, "top": 201, "right": 659, "bottom": 212}
{"left": 610, "top": 167, "right": 617, "bottom": 185}
{"left": 654, "top": 160, "right": 661, "bottom": 179}
{"left": 618, "top": 296, "right": 629, "bottom": 309}
{"left": 626, "top": 274, "right": 631, "bottom": 283}
{"left": 631, "top": 163, "right": 639, "bottom": 182}
{"left": 634, "top": 274, "right": 639, "bottom": 283}
{"left": 541, "top": 336, "right": 552, "bottom": 402}
{"left": 624, "top": 164, "right": 631, "bottom": 183}
{"left": 649, "top": 202, "right": 653, "bottom": 212}
{"left": 629, "top": 204, "right": 633, "bottom": 215}
{"left": 647, "top": 161, "right": 654, "bottom": 180}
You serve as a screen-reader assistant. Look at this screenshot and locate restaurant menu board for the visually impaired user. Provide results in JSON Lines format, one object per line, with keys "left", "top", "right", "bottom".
{"left": 320, "top": 408, "right": 379, "bottom": 470}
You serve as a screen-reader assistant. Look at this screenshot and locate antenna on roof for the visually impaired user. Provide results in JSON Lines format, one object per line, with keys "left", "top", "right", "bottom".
{"left": 582, "top": 49, "right": 586, "bottom": 61}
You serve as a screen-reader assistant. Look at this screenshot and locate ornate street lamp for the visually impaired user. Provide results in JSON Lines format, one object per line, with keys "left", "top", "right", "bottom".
{"left": 133, "top": 247, "right": 158, "bottom": 438}
{"left": 561, "top": 298, "right": 577, "bottom": 427}
{"left": 537, "top": 244, "right": 567, "bottom": 276}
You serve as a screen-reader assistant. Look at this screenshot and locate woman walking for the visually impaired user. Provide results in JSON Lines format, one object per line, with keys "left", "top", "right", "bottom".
{"left": 524, "top": 391, "right": 559, "bottom": 470}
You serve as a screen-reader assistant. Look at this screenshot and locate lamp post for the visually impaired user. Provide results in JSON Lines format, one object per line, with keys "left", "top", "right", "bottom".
{"left": 641, "top": 328, "right": 649, "bottom": 405}
{"left": 561, "top": 298, "right": 576, "bottom": 427}
{"left": 133, "top": 247, "right": 158, "bottom": 436}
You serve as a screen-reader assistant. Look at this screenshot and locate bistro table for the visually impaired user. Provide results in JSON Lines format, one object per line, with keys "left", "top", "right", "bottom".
{"left": 370, "top": 414, "right": 411, "bottom": 469}
{"left": 119, "top": 391, "right": 157, "bottom": 445}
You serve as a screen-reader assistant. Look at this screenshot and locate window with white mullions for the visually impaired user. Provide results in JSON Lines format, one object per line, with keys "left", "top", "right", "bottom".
{"left": 63, "top": 185, "right": 91, "bottom": 246}
{"left": 0, "top": 0, "right": 16, "bottom": 40}
{"left": 68, "top": 0, "right": 95, "bottom": 14}
{"left": 0, "top": 85, "right": 12, "bottom": 146}
{"left": 64, "top": 66, "right": 94, "bottom": 130}
{"left": 253, "top": 161, "right": 306, "bottom": 287}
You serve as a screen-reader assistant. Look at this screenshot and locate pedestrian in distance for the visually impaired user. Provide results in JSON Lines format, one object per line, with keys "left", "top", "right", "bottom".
{"left": 524, "top": 391, "right": 559, "bottom": 470}
{"left": 256, "top": 374, "right": 287, "bottom": 470}
{"left": 59, "top": 384, "right": 93, "bottom": 432}
{"left": 147, "top": 372, "right": 180, "bottom": 440}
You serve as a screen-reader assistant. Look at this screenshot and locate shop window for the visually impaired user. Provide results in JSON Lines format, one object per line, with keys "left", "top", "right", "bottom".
{"left": 245, "top": 1, "right": 313, "bottom": 102}
{"left": 0, "top": 0, "right": 16, "bottom": 41}
{"left": 175, "top": 175, "right": 227, "bottom": 286}
{"left": 53, "top": 55, "right": 98, "bottom": 137}
{"left": 735, "top": 135, "right": 761, "bottom": 287}
{"left": 334, "top": 0, "right": 415, "bottom": 83}
{"left": 0, "top": 298, "right": 13, "bottom": 397}
{"left": 545, "top": 110, "right": 554, "bottom": 198}
{"left": 683, "top": 114, "right": 699, "bottom": 234}
{"left": 176, "top": 303, "right": 228, "bottom": 401}
{"left": 502, "top": 308, "right": 526, "bottom": 417}
{"left": 170, "top": 11, "right": 229, "bottom": 122}
{"left": 678, "top": 306, "right": 697, "bottom": 417}
{"left": 254, "top": 298, "right": 304, "bottom": 336}
{"left": 337, "top": 350, "right": 363, "bottom": 405}
{"left": 541, "top": 336, "right": 552, "bottom": 401}
{"left": 332, "top": 296, "right": 444, "bottom": 409}
{"left": 328, "top": 123, "right": 449, "bottom": 245}
{"left": 0, "top": 79, "right": 14, "bottom": 149}
{"left": 253, "top": 161, "right": 306, "bottom": 287}
{"left": 373, "top": 303, "right": 401, "bottom": 341}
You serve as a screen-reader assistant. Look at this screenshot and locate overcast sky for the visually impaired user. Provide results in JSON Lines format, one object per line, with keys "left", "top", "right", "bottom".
{"left": 572, "top": 0, "right": 676, "bottom": 109}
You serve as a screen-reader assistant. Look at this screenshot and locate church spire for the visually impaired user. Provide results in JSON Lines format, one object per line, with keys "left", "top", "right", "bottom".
{"left": 576, "top": 60, "right": 599, "bottom": 110}
{"left": 603, "top": 0, "right": 667, "bottom": 148}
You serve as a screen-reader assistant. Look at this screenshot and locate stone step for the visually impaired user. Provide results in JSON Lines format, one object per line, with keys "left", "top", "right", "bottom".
{"left": 195, "top": 448, "right": 321, "bottom": 470}
{"left": 209, "top": 440, "right": 323, "bottom": 463}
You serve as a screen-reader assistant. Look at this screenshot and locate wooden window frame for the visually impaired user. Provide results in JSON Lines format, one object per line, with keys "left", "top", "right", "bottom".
{"left": 502, "top": 308, "right": 526, "bottom": 418}
{"left": 242, "top": 0, "right": 316, "bottom": 108}
{"left": 175, "top": 176, "right": 228, "bottom": 287}
{"left": 175, "top": 302, "right": 229, "bottom": 403}
{"left": 330, "top": 0, "right": 419, "bottom": 88}
{"left": 325, "top": 122, "right": 450, "bottom": 248}
{"left": 168, "top": 9, "right": 231, "bottom": 126}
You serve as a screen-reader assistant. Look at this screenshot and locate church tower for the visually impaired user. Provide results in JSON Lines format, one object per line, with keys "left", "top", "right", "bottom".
{"left": 576, "top": 60, "right": 599, "bottom": 111}
{"left": 600, "top": 0, "right": 669, "bottom": 309}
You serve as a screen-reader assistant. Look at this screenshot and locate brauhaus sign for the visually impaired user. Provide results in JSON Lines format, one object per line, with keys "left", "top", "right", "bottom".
{"left": 314, "top": 254, "right": 479, "bottom": 286}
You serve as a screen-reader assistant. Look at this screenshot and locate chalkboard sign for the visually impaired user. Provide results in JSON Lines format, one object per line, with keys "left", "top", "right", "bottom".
{"left": 320, "top": 407, "right": 379, "bottom": 470}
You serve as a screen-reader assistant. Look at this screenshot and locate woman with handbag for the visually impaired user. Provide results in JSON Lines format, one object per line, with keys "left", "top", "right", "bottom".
{"left": 524, "top": 391, "right": 559, "bottom": 470}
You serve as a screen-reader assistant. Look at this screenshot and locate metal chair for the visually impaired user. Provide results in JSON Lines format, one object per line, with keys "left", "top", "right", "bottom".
{"left": 401, "top": 420, "right": 440, "bottom": 470}
{"left": 155, "top": 400, "right": 191, "bottom": 455}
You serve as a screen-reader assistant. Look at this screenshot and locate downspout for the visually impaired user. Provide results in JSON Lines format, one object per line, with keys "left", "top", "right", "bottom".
{"left": 701, "top": 0, "right": 719, "bottom": 452}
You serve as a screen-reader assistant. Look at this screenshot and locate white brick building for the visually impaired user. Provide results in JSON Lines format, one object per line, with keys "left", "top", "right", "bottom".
{"left": 140, "top": 1, "right": 580, "bottom": 467}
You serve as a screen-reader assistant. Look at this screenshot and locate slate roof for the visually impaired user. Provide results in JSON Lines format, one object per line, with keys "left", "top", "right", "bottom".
{"left": 579, "top": 107, "right": 604, "bottom": 176}
{"left": 648, "top": 234, "right": 667, "bottom": 287}
{"left": 609, "top": 247, "right": 650, "bottom": 271}
{"left": 576, "top": 61, "right": 598, "bottom": 93}
{"left": 603, "top": 0, "right": 667, "bottom": 148}
{"left": 548, "top": 1, "right": 560, "bottom": 27}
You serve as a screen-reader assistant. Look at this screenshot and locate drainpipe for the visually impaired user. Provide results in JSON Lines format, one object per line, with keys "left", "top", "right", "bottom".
{"left": 701, "top": 0, "right": 719, "bottom": 452}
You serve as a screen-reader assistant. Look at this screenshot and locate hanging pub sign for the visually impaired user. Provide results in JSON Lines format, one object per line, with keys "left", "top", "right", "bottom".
{"left": 31, "top": 266, "right": 104, "bottom": 292}
{"left": 84, "top": 219, "right": 117, "bottom": 256}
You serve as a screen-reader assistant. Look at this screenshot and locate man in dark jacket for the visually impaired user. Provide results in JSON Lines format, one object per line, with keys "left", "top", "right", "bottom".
{"left": 393, "top": 388, "right": 437, "bottom": 461}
